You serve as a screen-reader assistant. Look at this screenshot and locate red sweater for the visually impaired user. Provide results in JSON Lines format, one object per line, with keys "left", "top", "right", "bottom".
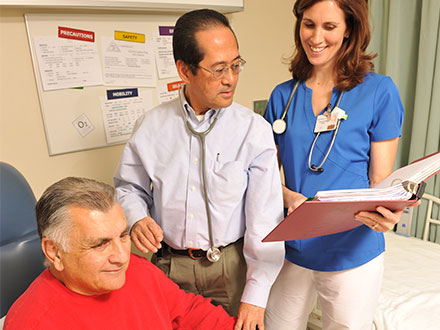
{"left": 4, "top": 254, "right": 236, "bottom": 330}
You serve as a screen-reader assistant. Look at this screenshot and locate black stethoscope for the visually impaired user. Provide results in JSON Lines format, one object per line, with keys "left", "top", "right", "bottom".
{"left": 178, "top": 85, "right": 222, "bottom": 263}
{"left": 272, "top": 81, "right": 346, "bottom": 173}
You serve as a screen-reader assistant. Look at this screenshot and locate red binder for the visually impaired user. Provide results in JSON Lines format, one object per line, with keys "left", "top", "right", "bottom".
{"left": 263, "top": 151, "right": 440, "bottom": 242}
{"left": 262, "top": 199, "right": 418, "bottom": 242}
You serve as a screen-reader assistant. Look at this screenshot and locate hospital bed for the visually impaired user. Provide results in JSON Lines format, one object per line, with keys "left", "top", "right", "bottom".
{"left": 307, "top": 193, "right": 440, "bottom": 330}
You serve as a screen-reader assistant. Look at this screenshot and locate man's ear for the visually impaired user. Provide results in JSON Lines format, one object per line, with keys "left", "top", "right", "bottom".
{"left": 41, "top": 238, "right": 64, "bottom": 272}
{"left": 176, "top": 60, "right": 192, "bottom": 84}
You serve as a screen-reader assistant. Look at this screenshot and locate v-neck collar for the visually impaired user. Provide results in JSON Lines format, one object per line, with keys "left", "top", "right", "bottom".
{"left": 303, "top": 82, "right": 343, "bottom": 141}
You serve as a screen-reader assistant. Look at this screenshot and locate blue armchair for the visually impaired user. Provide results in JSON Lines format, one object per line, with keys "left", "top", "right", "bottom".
{"left": 0, "top": 162, "right": 45, "bottom": 318}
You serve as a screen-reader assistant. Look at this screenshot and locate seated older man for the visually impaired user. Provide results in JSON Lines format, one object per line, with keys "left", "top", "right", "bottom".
{"left": 4, "top": 177, "right": 236, "bottom": 330}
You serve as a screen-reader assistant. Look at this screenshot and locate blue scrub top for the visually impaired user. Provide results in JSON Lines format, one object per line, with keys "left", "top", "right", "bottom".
{"left": 264, "top": 73, "right": 404, "bottom": 271}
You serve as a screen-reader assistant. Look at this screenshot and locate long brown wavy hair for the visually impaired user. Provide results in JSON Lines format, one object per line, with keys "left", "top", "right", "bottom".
{"left": 289, "top": 0, "right": 376, "bottom": 90}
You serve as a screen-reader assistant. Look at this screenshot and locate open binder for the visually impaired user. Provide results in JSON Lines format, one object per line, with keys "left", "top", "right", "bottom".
{"left": 263, "top": 151, "right": 440, "bottom": 242}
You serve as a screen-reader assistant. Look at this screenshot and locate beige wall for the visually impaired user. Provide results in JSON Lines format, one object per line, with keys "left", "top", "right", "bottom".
{"left": 0, "top": 1, "right": 294, "bottom": 198}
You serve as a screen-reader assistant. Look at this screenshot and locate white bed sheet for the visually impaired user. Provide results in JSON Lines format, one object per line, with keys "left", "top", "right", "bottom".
{"left": 374, "top": 231, "right": 440, "bottom": 330}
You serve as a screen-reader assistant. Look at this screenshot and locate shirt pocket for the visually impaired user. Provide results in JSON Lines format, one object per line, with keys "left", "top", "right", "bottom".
{"left": 208, "top": 160, "right": 247, "bottom": 207}
{"left": 325, "top": 153, "right": 370, "bottom": 189}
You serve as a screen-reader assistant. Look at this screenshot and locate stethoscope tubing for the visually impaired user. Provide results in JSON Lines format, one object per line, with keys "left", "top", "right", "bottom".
{"left": 307, "top": 87, "right": 344, "bottom": 171}
{"left": 178, "top": 86, "right": 220, "bottom": 259}
{"left": 274, "top": 80, "right": 345, "bottom": 172}
{"left": 280, "top": 80, "right": 300, "bottom": 121}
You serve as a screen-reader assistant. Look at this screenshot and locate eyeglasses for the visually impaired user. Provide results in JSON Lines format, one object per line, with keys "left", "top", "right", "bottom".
{"left": 198, "top": 58, "right": 246, "bottom": 80}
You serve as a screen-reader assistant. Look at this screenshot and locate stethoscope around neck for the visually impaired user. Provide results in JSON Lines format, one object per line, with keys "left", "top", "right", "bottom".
{"left": 178, "top": 85, "right": 222, "bottom": 263}
{"left": 272, "top": 80, "right": 345, "bottom": 173}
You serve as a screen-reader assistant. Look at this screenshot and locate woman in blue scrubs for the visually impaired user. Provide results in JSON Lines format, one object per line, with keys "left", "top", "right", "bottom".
{"left": 264, "top": 1, "right": 419, "bottom": 329}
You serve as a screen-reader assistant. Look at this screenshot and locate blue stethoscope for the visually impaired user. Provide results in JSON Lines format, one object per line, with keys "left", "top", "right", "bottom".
{"left": 272, "top": 81, "right": 345, "bottom": 173}
{"left": 178, "top": 85, "right": 221, "bottom": 263}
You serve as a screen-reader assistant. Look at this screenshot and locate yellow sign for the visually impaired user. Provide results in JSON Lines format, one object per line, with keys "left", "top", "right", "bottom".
{"left": 114, "top": 31, "right": 145, "bottom": 43}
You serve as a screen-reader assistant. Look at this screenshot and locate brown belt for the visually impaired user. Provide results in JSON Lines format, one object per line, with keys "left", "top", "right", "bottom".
{"left": 164, "top": 238, "right": 243, "bottom": 260}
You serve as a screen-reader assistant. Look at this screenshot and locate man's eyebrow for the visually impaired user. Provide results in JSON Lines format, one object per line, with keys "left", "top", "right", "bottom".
{"left": 84, "top": 225, "right": 130, "bottom": 246}
{"left": 121, "top": 225, "right": 130, "bottom": 236}
{"left": 85, "top": 237, "right": 109, "bottom": 247}
{"left": 209, "top": 55, "right": 242, "bottom": 68}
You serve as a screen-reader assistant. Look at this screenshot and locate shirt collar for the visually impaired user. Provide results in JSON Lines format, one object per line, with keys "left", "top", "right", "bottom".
{"left": 180, "top": 87, "right": 221, "bottom": 125}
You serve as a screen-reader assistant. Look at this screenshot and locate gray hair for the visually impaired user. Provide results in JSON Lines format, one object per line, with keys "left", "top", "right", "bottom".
{"left": 35, "top": 177, "right": 118, "bottom": 251}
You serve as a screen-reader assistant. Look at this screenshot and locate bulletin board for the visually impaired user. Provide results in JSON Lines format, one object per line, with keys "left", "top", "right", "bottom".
{"left": 5, "top": 0, "right": 243, "bottom": 13}
{"left": 25, "top": 13, "right": 187, "bottom": 155}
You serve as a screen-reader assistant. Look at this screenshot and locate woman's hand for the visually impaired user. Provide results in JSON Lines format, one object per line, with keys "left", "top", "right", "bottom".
{"left": 358, "top": 138, "right": 422, "bottom": 232}
{"left": 282, "top": 186, "right": 307, "bottom": 215}
{"left": 355, "top": 200, "right": 421, "bottom": 232}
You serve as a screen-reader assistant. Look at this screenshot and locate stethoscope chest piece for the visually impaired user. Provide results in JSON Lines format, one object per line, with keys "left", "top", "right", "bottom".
{"left": 207, "top": 247, "right": 221, "bottom": 262}
{"left": 272, "top": 119, "right": 287, "bottom": 134}
{"left": 273, "top": 80, "right": 300, "bottom": 135}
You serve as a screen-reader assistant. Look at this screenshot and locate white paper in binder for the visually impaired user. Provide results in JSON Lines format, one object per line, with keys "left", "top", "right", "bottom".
{"left": 315, "top": 151, "right": 440, "bottom": 202}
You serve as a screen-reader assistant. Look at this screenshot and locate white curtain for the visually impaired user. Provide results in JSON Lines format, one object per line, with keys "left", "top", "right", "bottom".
{"left": 369, "top": 0, "right": 440, "bottom": 242}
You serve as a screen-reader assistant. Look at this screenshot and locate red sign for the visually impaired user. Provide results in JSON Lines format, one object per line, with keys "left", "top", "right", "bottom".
{"left": 167, "top": 81, "right": 184, "bottom": 92}
{"left": 58, "top": 27, "right": 95, "bottom": 42}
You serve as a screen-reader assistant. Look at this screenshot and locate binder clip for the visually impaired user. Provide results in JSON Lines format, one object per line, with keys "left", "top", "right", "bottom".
{"left": 402, "top": 180, "right": 426, "bottom": 199}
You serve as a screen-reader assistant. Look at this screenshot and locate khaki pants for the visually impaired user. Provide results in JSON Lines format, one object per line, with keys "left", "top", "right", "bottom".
{"left": 152, "top": 239, "right": 246, "bottom": 316}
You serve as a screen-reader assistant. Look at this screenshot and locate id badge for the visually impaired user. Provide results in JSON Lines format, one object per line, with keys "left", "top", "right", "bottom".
{"left": 314, "top": 107, "right": 347, "bottom": 133}
{"left": 314, "top": 112, "right": 338, "bottom": 133}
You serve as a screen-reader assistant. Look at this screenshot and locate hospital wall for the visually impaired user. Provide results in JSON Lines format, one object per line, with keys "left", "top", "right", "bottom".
{"left": 0, "top": 1, "right": 293, "bottom": 198}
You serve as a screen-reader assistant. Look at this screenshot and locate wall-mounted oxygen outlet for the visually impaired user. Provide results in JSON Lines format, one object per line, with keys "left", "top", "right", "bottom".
{"left": 253, "top": 99, "right": 268, "bottom": 116}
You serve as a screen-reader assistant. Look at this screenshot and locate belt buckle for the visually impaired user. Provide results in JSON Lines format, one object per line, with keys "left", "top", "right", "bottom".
{"left": 188, "top": 248, "right": 203, "bottom": 260}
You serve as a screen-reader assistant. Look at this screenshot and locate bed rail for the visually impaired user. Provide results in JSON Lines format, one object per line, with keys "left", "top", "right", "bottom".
{"left": 422, "top": 193, "right": 440, "bottom": 241}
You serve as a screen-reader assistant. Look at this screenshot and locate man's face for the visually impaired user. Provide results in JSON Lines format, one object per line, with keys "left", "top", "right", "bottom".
{"left": 182, "top": 26, "right": 241, "bottom": 114}
{"left": 56, "top": 203, "right": 131, "bottom": 295}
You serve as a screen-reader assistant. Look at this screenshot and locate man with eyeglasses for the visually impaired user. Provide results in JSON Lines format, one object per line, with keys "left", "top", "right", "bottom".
{"left": 114, "top": 9, "right": 284, "bottom": 330}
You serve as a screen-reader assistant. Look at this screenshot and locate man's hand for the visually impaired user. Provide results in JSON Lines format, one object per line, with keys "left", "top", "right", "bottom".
{"left": 234, "top": 302, "right": 265, "bottom": 330}
{"left": 131, "top": 216, "right": 163, "bottom": 253}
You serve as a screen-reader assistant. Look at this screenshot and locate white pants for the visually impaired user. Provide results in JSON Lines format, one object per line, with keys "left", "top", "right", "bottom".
{"left": 265, "top": 254, "right": 384, "bottom": 330}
